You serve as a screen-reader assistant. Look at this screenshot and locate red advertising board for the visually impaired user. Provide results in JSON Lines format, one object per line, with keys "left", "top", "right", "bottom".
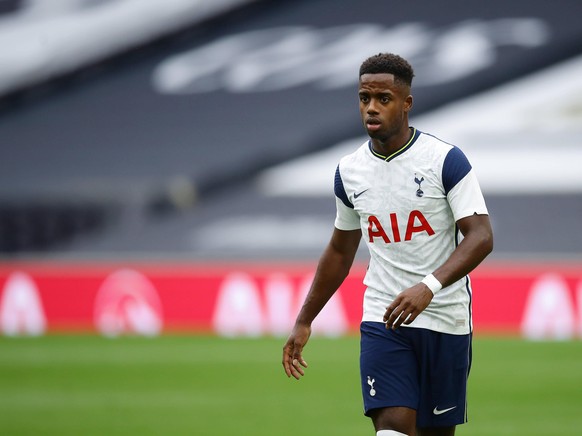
{"left": 0, "top": 261, "right": 581, "bottom": 339}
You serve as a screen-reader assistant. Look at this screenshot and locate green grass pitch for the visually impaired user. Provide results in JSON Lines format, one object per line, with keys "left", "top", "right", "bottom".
{"left": 1, "top": 335, "right": 581, "bottom": 435}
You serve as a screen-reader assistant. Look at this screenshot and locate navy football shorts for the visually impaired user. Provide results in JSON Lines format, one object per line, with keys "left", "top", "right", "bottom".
{"left": 360, "top": 321, "right": 472, "bottom": 428}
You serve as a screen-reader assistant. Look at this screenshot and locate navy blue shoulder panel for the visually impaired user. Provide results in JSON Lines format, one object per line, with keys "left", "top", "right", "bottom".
{"left": 334, "top": 165, "right": 354, "bottom": 209}
{"left": 442, "top": 146, "right": 472, "bottom": 194}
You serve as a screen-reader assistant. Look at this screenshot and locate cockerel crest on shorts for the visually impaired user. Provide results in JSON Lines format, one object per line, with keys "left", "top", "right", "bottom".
{"left": 367, "top": 376, "right": 376, "bottom": 396}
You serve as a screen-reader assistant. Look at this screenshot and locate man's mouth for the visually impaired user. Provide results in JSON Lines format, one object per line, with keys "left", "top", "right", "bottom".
{"left": 366, "top": 118, "right": 382, "bottom": 131}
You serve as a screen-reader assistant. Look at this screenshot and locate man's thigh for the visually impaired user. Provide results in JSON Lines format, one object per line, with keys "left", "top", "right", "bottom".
{"left": 360, "top": 322, "right": 471, "bottom": 430}
{"left": 360, "top": 322, "right": 420, "bottom": 415}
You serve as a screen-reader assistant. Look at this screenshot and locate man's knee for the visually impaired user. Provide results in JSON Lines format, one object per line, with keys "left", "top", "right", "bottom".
{"left": 369, "top": 406, "right": 416, "bottom": 435}
{"left": 377, "top": 430, "right": 409, "bottom": 436}
{"left": 417, "top": 427, "right": 456, "bottom": 436}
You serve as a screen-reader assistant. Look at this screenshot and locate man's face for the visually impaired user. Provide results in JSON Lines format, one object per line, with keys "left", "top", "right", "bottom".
{"left": 358, "top": 73, "right": 412, "bottom": 142}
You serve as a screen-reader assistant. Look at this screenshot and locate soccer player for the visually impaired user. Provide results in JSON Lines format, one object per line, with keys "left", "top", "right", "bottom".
{"left": 282, "top": 53, "right": 493, "bottom": 436}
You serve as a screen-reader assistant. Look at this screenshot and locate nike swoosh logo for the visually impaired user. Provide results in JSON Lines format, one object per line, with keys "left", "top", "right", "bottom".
{"left": 433, "top": 406, "right": 456, "bottom": 415}
{"left": 354, "top": 189, "right": 369, "bottom": 199}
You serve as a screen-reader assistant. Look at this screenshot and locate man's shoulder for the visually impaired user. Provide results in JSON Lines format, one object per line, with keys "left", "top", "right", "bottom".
{"left": 338, "top": 140, "right": 369, "bottom": 168}
{"left": 416, "top": 129, "right": 456, "bottom": 150}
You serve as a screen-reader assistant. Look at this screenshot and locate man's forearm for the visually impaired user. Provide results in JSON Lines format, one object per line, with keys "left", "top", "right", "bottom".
{"left": 295, "top": 236, "right": 358, "bottom": 325}
{"left": 433, "top": 214, "right": 493, "bottom": 287}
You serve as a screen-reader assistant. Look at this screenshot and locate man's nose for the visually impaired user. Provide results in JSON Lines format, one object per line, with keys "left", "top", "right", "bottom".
{"left": 367, "top": 100, "right": 379, "bottom": 114}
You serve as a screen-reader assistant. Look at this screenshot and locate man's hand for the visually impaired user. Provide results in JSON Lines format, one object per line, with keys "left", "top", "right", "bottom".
{"left": 383, "top": 283, "right": 434, "bottom": 330}
{"left": 282, "top": 323, "right": 311, "bottom": 380}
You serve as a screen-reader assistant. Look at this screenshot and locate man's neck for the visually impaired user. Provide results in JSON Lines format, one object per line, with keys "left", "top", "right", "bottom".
{"left": 371, "top": 126, "right": 413, "bottom": 157}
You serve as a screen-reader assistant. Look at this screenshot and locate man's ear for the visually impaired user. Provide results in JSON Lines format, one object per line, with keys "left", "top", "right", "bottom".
{"left": 404, "top": 94, "right": 413, "bottom": 113}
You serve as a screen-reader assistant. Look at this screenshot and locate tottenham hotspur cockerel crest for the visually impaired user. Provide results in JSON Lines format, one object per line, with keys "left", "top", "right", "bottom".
{"left": 414, "top": 173, "right": 424, "bottom": 197}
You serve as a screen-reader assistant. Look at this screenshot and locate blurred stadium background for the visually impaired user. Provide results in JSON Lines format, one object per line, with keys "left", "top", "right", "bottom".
{"left": 1, "top": 0, "right": 582, "bottom": 434}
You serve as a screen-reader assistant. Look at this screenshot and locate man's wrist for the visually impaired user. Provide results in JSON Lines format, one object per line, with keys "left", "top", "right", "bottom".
{"left": 294, "top": 318, "right": 313, "bottom": 328}
{"left": 421, "top": 273, "right": 443, "bottom": 295}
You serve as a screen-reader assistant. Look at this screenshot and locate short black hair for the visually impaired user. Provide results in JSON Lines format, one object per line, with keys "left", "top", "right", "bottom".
{"left": 359, "top": 53, "right": 414, "bottom": 87}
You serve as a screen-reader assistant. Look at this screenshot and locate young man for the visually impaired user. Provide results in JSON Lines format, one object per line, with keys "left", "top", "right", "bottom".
{"left": 282, "top": 53, "right": 493, "bottom": 436}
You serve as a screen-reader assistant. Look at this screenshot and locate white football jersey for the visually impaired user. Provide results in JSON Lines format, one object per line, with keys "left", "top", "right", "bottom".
{"left": 334, "top": 128, "right": 488, "bottom": 335}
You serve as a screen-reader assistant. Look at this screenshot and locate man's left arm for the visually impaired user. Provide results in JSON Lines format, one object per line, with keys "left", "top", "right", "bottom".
{"left": 384, "top": 213, "right": 493, "bottom": 329}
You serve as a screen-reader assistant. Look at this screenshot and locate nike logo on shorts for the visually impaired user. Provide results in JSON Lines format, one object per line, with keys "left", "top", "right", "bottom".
{"left": 354, "top": 189, "right": 369, "bottom": 198}
{"left": 433, "top": 406, "right": 456, "bottom": 415}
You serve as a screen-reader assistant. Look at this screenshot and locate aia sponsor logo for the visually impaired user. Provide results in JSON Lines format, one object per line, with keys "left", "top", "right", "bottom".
{"left": 94, "top": 269, "right": 163, "bottom": 337}
{"left": 521, "top": 274, "right": 582, "bottom": 340}
{"left": 368, "top": 210, "right": 435, "bottom": 243}
{"left": 0, "top": 272, "right": 46, "bottom": 336}
{"left": 213, "top": 272, "right": 347, "bottom": 337}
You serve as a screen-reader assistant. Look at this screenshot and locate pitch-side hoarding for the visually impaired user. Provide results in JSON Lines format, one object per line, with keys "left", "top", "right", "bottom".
{"left": 1, "top": 262, "right": 581, "bottom": 340}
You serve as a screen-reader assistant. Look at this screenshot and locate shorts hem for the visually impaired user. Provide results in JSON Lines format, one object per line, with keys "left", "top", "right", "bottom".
{"left": 364, "top": 403, "right": 418, "bottom": 417}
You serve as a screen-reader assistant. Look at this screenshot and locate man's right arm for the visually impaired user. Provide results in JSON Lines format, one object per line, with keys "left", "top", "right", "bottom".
{"left": 282, "top": 227, "right": 362, "bottom": 379}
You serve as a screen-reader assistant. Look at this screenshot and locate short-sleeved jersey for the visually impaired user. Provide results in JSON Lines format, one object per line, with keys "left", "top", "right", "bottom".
{"left": 334, "top": 128, "right": 488, "bottom": 335}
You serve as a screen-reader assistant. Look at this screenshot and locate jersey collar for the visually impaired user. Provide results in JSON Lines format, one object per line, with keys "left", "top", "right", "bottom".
{"left": 368, "top": 127, "right": 420, "bottom": 162}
